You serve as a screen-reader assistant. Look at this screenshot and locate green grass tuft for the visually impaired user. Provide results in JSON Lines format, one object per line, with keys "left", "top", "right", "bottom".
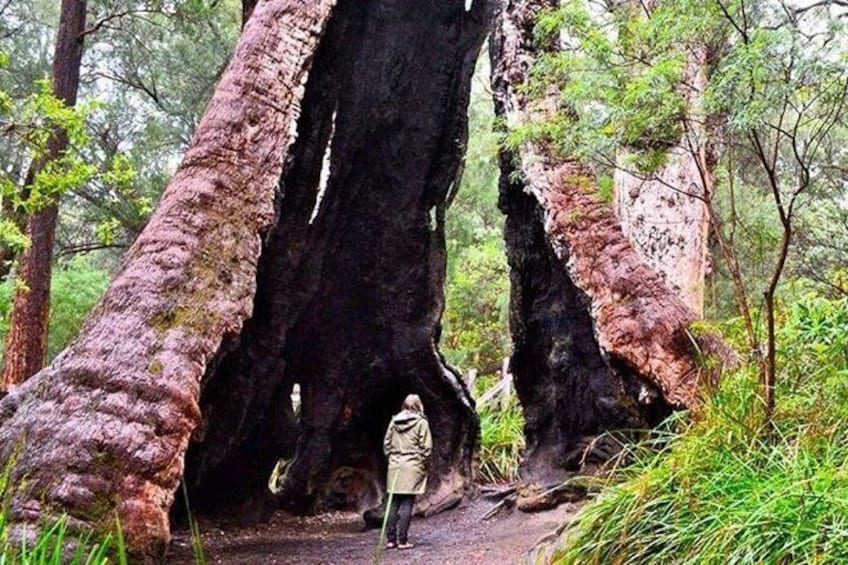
{"left": 0, "top": 458, "right": 121, "bottom": 564}
{"left": 478, "top": 400, "right": 525, "bottom": 484}
{"left": 550, "top": 296, "right": 848, "bottom": 564}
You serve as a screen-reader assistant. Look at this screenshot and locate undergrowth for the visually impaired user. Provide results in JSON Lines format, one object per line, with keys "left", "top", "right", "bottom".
{"left": 0, "top": 462, "right": 123, "bottom": 564}
{"left": 478, "top": 399, "right": 525, "bottom": 484}
{"left": 550, "top": 296, "right": 848, "bottom": 564}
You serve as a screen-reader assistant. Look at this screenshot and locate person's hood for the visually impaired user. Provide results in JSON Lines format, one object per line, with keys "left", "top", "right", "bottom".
{"left": 392, "top": 409, "right": 423, "bottom": 432}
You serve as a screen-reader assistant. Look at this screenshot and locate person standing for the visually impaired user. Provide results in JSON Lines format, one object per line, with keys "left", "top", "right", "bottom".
{"left": 383, "top": 394, "right": 432, "bottom": 549}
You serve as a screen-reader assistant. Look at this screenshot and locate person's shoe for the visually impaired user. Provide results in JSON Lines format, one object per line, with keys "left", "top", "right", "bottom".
{"left": 386, "top": 541, "right": 397, "bottom": 549}
{"left": 397, "top": 542, "right": 415, "bottom": 550}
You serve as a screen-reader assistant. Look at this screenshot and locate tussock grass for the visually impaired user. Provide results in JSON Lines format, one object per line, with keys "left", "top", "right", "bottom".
{"left": 551, "top": 297, "right": 848, "bottom": 564}
{"left": 0, "top": 461, "right": 121, "bottom": 564}
{"left": 478, "top": 400, "right": 525, "bottom": 484}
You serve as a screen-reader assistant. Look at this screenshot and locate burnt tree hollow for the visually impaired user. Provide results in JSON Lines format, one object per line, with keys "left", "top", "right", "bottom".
{"left": 0, "top": 1, "right": 731, "bottom": 559}
{"left": 183, "top": 0, "right": 493, "bottom": 524}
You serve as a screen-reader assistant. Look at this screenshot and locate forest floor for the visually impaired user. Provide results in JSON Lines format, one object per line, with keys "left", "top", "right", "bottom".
{"left": 168, "top": 496, "right": 579, "bottom": 565}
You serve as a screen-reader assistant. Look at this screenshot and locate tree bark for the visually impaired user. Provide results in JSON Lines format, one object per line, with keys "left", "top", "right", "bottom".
{"left": 491, "top": 0, "right": 733, "bottom": 496}
{"left": 0, "top": 1, "right": 336, "bottom": 559}
{"left": 1, "top": 0, "right": 86, "bottom": 390}
{"left": 613, "top": 4, "right": 714, "bottom": 316}
{"left": 614, "top": 144, "right": 712, "bottom": 317}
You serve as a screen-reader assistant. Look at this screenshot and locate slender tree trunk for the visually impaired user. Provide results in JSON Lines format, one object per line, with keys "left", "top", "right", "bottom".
{"left": 0, "top": 1, "right": 336, "bottom": 559}
{"left": 491, "top": 0, "right": 734, "bottom": 495}
{"left": 0, "top": 0, "right": 86, "bottom": 390}
{"left": 763, "top": 223, "right": 792, "bottom": 420}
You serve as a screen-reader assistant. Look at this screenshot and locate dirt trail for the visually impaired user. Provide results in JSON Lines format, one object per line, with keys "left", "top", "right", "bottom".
{"left": 169, "top": 498, "right": 578, "bottom": 564}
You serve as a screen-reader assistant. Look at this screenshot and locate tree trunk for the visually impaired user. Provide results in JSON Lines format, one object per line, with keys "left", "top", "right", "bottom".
{"left": 614, "top": 145, "right": 712, "bottom": 316}
{"left": 184, "top": 0, "right": 490, "bottom": 522}
{"left": 491, "top": 0, "right": 733, "bottom": 499}
{"left": 0, "top": 1, "right": 337, "bottom": 559}
{"left": 0, "top": 0, "right": 490, "bottom": 559}
{"left": 1, "top": 0, "right": 86, "bottom": 389}
{"left": 614, "top": 11, "right": 714, "bottom": 317}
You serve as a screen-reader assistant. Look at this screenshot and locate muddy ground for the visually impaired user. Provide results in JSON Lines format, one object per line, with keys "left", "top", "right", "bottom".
{"left": 169, "top": 497, "right": 578, "bottom": 564}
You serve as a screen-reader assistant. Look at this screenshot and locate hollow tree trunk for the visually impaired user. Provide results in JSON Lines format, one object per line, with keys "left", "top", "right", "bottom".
{"left": 491, "top": 0, "right": 733, "bottom": 498}
{"left": 1, "top": 0, "right": 86, "bottom": 389}
{"left": 0, "top": 0, "right": 490, "bottom": 559}
{"left": 184, "top": 0, "right": 491, "bottom": 522}
{"left": 613, "top": 1, "right": 714, "bottom": 316}
{"left": 0, "top": 1, "right": 336, "bottom": 560}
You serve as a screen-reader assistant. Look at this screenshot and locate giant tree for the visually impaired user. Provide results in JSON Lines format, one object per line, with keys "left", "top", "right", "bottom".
{"left": 0, "top": 0, "right": 490, "bottom": 559}
{"left": 491, "top": 0, "right": 733, "bottom": 502}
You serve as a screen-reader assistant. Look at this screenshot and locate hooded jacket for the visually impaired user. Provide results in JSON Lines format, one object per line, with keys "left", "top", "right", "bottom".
{"left": 383, "top": 409, "right": 432, "bottom": 495}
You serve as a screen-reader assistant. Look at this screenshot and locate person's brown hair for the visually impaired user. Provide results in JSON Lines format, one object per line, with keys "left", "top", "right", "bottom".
{"left": 402, "top": 394, "right": 424, "bottom": 414}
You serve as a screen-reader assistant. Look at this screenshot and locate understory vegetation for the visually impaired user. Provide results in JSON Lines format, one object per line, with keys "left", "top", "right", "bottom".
{"left": 0, "top": 256, "right": 109, "bottom": 365}
{"left": 478, "top": 400, "right": 525, "bottom": 484}
{"left": 0, "top": 463, "right": 123, "bottom": 564}
{"left": 550, "top": 296, "right": 848, "bottom": 564}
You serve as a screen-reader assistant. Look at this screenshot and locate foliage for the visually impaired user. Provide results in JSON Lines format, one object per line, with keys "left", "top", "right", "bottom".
{"left": 62, "top": 0, "right": 241, "bottom": 255}
{"left": 443, "top": 239, "right": 510, "bottom": 373}
{"left": 478, "top": 400, "right": 525, "bottom": 484}
{"left": 0, "top": 256, "right": 110, "bottom": 363}
{"left": 517, "top": 0, "right": 848, "bottom": 418}
{"left": 549, "top": 296, "right": 848, "bottom": 564}
{"left": 443, "top": 49, "right": 511, "bottom": 376}
{"left": 0, "top": 73, "right": 98, "bottom": 254}
{"left": 0, "top": 0, "right": 240, "bottom": 264}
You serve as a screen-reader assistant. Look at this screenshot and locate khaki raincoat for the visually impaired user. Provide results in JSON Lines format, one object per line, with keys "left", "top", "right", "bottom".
{"left": 383, "top": 409, "right": 432, "bottom": 495}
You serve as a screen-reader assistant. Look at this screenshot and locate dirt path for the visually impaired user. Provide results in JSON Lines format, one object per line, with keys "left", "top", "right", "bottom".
{"left": 169, "top": 498, "right": 578, "bottom": 564}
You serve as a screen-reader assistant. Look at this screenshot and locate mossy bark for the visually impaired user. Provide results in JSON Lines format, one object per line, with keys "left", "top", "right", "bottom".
{"left": 0, "top": 1, "right": 336, "bottom": 560}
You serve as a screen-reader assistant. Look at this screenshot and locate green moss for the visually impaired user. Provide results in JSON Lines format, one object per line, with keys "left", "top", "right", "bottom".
{"left": 148, "top": 359, "right": 163, "bottom": 375}
{"left": 566, "top": 208, "right": 584, "bottom": 223}
{"left": 565, "top": 173, "right": 594, "bottom": 194}
{"left": 597, "top": 174, "right": 614, "bottom": 203}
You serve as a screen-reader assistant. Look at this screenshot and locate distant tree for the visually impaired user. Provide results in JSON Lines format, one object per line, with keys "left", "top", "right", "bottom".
{"left": 1, "top": 0, "right": 88, "bottom": 389}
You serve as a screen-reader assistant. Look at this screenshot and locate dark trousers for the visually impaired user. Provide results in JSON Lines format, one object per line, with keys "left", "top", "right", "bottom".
{"left": 386, "top": 494, "right": 415, "bottom": 544}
